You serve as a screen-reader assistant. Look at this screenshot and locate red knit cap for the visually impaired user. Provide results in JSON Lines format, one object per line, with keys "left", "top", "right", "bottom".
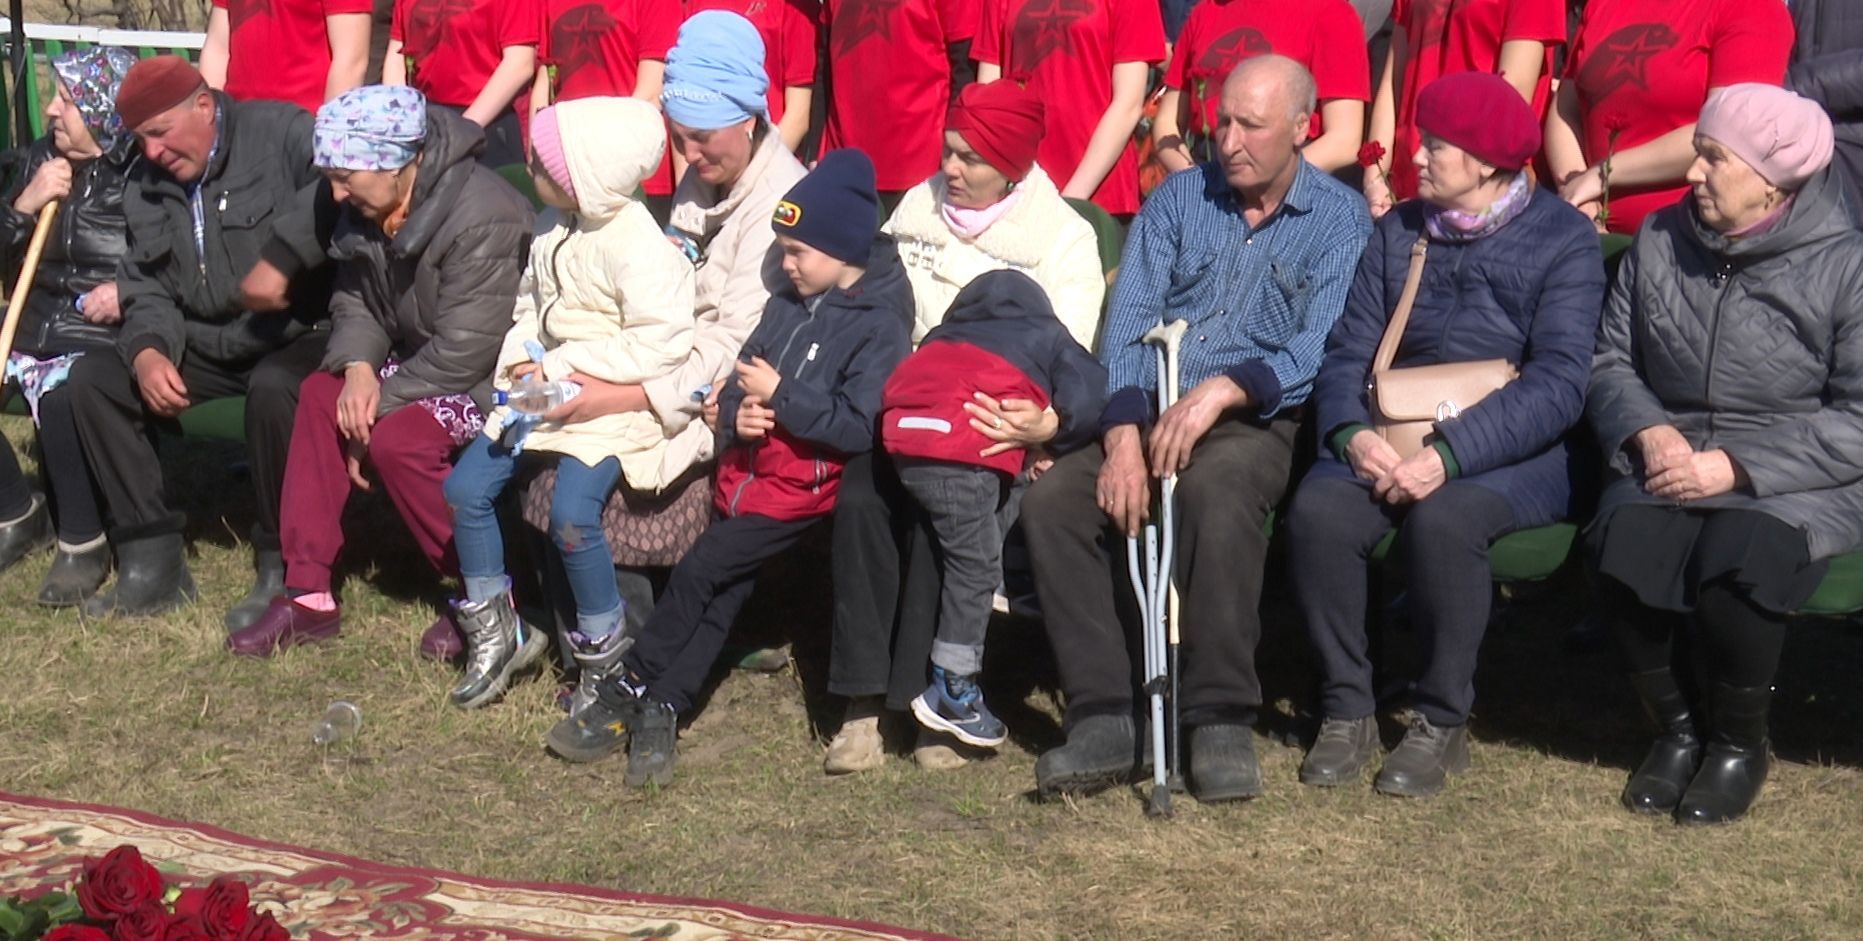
{"left": 115, "top": 55, "right": 207, "bottom": 130}
{"left": 1414, "top": 71, "right": 1541, "bottom": 171}
{"left": 946, "top": 82, "right": 1045, "bottom": 182}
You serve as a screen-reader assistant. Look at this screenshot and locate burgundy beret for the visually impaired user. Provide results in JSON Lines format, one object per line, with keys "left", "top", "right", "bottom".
{"left": 1415, "top": 71, "right": 1541, "bottom": 171}
{"left": 115, "top": 55, "right": 206, "bottom": 130}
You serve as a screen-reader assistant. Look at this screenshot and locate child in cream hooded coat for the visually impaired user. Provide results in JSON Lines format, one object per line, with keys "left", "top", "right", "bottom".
{"left": 440, "top": 96, "right": 696, "bottom": 712}
{"left": 482, "top": 99, "right": 697, "bottom": 488}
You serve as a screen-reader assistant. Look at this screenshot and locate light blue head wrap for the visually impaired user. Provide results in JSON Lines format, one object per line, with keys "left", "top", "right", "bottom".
{"left": 662, "top": 11, "right": 769, "bottom": 130}
{"left": 313, "top": 85, "right": 428, "bottom": 171}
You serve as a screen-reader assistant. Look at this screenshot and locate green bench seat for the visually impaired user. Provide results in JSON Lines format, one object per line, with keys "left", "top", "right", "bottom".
{"left": 2, "top": 391, "right": 245, "bottom": 442}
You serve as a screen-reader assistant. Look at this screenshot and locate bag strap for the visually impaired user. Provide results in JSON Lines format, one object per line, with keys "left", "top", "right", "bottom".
{"left": 1371, "top": 235, "right": 1431, "bottom": 374}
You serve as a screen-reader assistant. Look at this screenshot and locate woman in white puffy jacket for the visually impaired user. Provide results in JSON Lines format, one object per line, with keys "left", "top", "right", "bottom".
{"left": 440, "top": 96, "right": 696, "bottom": 712}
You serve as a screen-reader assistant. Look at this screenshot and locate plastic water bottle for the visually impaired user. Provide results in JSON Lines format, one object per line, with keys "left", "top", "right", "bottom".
{"left": 495, "top": 377, "right": 582, "bottom": 415}
{"left": 311, "top": 701, "right": 362, "bottom": 746}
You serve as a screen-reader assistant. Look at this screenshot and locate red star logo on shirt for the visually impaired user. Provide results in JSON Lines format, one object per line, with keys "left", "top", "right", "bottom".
{"left": 1192, "top": 26, "right": 1273, "bottom": 80}
{"left": 226, "top": 0, "right": 272, "bottom": 34}
{"left": 405, "top": 0, "right": 478, "bottom": 53}
{"left": 1011, "top": 0, "right": 1094, "bottom": 69}
{"left": 1577, "top": 23, "right": 1680, "bottom": 104}
{"left": 550, "top": 3, "right": 619, "bottom": 84}
{"left": 833, "top": 0, "right": 903, "bottom": 58}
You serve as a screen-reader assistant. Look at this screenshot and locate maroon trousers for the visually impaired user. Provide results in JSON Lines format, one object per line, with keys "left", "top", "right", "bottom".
{"left": 279, "top": 371, "right": 460, "bottom": 593}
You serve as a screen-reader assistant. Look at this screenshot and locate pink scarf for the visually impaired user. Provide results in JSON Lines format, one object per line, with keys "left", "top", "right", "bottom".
{"left": 941, "top": 188, "right": 1022, "bottom": 240}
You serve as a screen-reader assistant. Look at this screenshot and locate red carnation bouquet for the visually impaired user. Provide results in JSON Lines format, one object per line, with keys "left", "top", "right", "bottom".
{"left": 0, "top": 845, "right": 287, "bottom": 941}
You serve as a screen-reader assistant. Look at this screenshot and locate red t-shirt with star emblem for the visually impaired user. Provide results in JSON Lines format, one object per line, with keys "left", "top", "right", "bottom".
{"left": 684, "top": 0, "right": 822, "bottom": 126}
{"left": 393, "top": 0, "right": 542, "bottom": 110}
{"left": 1163, "top": 0, "right": 1366, "bottom": 144}
{"left": 974, "top": 0, "right": 1166, "bottom": 215}
{"left": 821, "top": 0, "right": 979, "bottom": 192}
{"left": 213, "top": 0, "right": 375, "bottom": 112}
{"left": 1386, "top": 0, "right": 1564, "bottom": 198}
{"left": 542, "top": 0, "right": 680, "bottom": 194}
{"left": 1565, "top": 0, "right": 1792, "bottom": 234}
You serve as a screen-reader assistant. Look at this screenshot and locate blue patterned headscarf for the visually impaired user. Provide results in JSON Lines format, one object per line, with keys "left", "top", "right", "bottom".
{"left": 313, "top": 85, "right": 428, "bottom": 171}
{"left": 50, "top": 46, "right": 138, "bottom": 156}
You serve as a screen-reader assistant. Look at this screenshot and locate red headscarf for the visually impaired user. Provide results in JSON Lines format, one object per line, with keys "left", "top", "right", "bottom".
{"left": 946, "top": 82, "right": 1046, "bottom": 183}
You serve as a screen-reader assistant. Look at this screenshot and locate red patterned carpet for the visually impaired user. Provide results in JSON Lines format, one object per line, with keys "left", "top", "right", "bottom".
{"left": 0, "top": 791, "right": 962, "bottom": 940}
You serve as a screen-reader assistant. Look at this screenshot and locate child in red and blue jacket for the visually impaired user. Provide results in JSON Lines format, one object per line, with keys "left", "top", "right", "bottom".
{"left": 881, "top": 268, "right": 1106, "bottom": 752}
{"left": 546, "top": 149, "right": 913, "bottom": 786}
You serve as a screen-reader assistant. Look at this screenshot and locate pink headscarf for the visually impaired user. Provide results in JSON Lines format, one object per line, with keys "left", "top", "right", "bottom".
{"left": 1697, "top": 84, "right": 1835, "bottom": 190}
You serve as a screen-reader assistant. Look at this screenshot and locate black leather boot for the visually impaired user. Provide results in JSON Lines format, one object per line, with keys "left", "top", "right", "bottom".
{"left": 1676, "top": 683, "right": 1772, "bottom": 826}
{"left": 1622, "top": 668, "right": 1702, "bottom": 816}
{"left": 37, "top": 538, "right": 112, "bottom": 607}
{"left": 81, "top": 526, "right": 196, "bottom": 618}
{"left": 223, "top": 547, "right": 285, "bottom": 633}
{"left": 0, "top": 493, "right": 53, "bottom": 573}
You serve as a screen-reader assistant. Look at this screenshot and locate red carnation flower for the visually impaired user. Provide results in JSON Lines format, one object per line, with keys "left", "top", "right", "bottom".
{"left": 1357, "top": 140, "right": 1386, "bottom": 169}
{"left": 76, "top": 846, "right": 166, "bottom": 922}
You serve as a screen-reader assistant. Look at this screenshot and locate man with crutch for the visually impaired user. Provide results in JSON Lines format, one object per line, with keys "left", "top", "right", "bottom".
{"left": 1021, "top": 55, "right": 1370, "bottom": 805}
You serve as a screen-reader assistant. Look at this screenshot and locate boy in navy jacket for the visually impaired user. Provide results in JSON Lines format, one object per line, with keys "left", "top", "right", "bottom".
{"left": 882, "top": 270, "right": 1106, "bottom": 751}
{"left": 546, "top": 150, "right": 913, "bottom": 787}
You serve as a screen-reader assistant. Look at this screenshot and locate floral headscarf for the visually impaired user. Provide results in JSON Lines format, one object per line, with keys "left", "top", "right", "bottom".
{"left": 50, "top": 46, "right": 139, "bottom": 157}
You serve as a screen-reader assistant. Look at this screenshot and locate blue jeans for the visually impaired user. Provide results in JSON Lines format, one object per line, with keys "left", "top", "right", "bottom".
{"left": 444, "top": 434, "right": 621, "bottom": 621}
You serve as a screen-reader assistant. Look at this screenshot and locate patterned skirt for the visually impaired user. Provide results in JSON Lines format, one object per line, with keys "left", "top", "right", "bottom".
{"left": 519, "top": 461, "right": 713, "bottom": 567}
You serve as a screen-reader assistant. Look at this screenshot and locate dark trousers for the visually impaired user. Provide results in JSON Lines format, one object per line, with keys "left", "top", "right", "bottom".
{"left": 829, "top": 450, "right": 942, "bottom": 707}
{"left": 1288, "top": 474, "right": 1517, "bottom": 727}
{"left": 1023, "top": 418, "right": 1298, "bottom": 728}
{"left": 280, "top": 371, "right": 461, "bottom": 593}
{"left": 0, "top": 384, "right": 103, "bottom": 543}
{"left": 624, "top": 512, "right": 818, "bottom": 714}
{"left": 66, "top": 332, "right": 328, "bottom": 544}
{"left": 1596, "top": 507, "right": 1796, "bottom": 690}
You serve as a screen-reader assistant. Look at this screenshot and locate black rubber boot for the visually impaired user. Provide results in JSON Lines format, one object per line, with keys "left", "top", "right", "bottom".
{"left": 1676, "top": 683, "right": 1772, "bottom": 826}
{"left": 1035, "top": 714, "right": 1135, "bottom": 798}
{"left": 80, "top": 526, "right": 196, "bottom": 618}
{"left": 0, "top": 493, "right": 53, "bottom": 573}
{"left": 224, "top": 547, "right": 285, "bottom": 633}
{"left": 1621, "top": 668, "right": 1702, "bottom": 816}
{"left": 37, "top": 539, "right": 112, "bottom": 608}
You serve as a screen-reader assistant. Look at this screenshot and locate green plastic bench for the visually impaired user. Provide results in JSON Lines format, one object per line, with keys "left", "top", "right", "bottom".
{"left": 1063, "top": 196, "right": 1124, "bottom": 283}
{"left": 2, "top": 390, "right": 245, "bottom": 442}
{"left": 1799, "top": 551, "right": 1863, "bottom": 617}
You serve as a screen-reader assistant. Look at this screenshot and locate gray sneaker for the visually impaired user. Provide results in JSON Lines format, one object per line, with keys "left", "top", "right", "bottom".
{"left": 565, "top": 625, "right": 633, "bottom": 718}
{"left": 449, "top": 592, "right": 546, "bottom": 709}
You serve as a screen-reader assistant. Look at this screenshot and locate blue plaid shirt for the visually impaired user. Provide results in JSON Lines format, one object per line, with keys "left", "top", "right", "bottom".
{"left": 1099, "top": 160, "right": 1371, "bottom": 426}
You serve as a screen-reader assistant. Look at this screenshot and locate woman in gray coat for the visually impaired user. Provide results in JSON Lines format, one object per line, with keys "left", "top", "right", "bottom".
{"left": 1587, "top": 84, "right": 1863, "bottom": 826}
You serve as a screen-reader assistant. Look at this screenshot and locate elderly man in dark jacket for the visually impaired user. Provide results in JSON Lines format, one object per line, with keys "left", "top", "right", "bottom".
{"left": 227, "top": 86, "right": 533, "bottom": 658}
{"left": 64, "top": 56, "right": 336, "bottom": 623}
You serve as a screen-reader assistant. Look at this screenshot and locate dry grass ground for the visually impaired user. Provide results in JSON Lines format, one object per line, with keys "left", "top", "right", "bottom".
{"left": 0, "top": 414, "right": 1860, "bottom": 940}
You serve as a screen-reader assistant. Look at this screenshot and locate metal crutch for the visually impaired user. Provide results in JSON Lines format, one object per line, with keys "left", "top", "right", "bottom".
{"left": 1126, "top": 318, "right": 1188, "bottom": 817}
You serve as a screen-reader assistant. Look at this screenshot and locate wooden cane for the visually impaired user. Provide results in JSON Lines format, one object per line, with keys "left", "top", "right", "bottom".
{"left": 0, "top": 200, "right": 61, "bottom": 367}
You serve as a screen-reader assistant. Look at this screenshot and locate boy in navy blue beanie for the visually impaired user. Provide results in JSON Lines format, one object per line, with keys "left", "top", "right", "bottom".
{"left": 546, "top": 149, "right": 914, "bottom": 787}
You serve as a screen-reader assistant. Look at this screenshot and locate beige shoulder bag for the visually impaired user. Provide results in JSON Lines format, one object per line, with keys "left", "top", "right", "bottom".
{"left": 1368, "top": 236, "right": 1519, "bottom": 459}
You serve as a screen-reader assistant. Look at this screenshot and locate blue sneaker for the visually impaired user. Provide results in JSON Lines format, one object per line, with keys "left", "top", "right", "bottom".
{"left": 911, "top": 667, "right": 1007, "bottom": 749}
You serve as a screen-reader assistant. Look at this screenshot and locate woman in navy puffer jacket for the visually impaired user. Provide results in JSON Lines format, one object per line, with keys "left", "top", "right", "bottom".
{"left": 1286, "top": 73, "right": 1604, "bottom": 799}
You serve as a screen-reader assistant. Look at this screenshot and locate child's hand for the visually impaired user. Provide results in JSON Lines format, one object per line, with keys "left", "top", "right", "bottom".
{"left": 1027, "top": 454, "right": 1056, "bottom": 482}
{"left": 701, "top": 386, "right": 721, "bottom": 430}
{"left": 507, "top": 362, "right": 542, "bottom": 383}
{"left": 734, "top": 356, "right": 782, "bottom": 402}
{"left": 735, "top": 395, "right": 777, "bottom": 440}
